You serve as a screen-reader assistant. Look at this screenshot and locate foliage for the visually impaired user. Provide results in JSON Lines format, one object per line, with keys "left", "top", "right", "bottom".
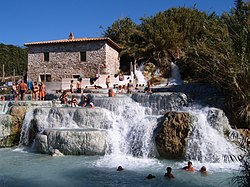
{"left": 103, "top": 17, "right": 139, "bottom": 73}
{"left": 0, "top": 43, "right": 28, "bottom": 79}
{"left": 103, "top": 2, "right": 250, "bottom": 130}
{"left": 189, "top": 0, "right": 250, "bottom": 129}
{"left": 232, "top": 134, "right": 250, "bottom": 187}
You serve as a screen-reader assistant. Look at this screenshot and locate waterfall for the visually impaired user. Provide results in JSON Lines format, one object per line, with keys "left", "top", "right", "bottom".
{"left": 16, "top": 94, "right": 242, "bottom": 167}
{"left": 0, "top": 101, "right": 10, "bottom": 114}
{"left": 135, "top": 63, "right": 147, "bottom": 85}
{"left": 95, "top": 95, "right": 158, "bottom": 158}
{"left": 182, "top": 106, "right": 242, "bottom": 163}
{"left": 19, "top": 96, "right": 158, "bottom": 158}
{"left": 168, "top": 62, "right": 183, "bottom": 85}
{"left": 19, "top": 107, "right": 82, "bottom": 146}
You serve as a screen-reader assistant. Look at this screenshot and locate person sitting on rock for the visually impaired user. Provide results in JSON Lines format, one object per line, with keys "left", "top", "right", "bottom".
{"left": 71, "top": 95, "right": 78, "bottom": 107}
{"left": 59, "top": 91, "right": 68, "bottom": 104}
{"left": 82, "top": 94, "right": 94, "bottom": 108}
{"left": 164, "top": 167, "right": 175, "bottom": 178}
{"left": 108, "top": 88, "right": 116, "bottom": 97}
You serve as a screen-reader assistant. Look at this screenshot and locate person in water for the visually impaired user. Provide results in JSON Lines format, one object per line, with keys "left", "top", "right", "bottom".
{"left": 164, "top": 167, "right": 175, "bottom": 178}
{"left": 108, "top": 88, "right": 116, "bottom": 97}
{"left": 200, "top": 166, "right": 208, "bottom": 176}
{"left": 182, "top": 161, "right": 195, "bottom": 172}
{"left": 146, "top": 174, "right": 156, "bottom": 179}
{"left": 117, "top": 166, "right": 124, "bottom": 171}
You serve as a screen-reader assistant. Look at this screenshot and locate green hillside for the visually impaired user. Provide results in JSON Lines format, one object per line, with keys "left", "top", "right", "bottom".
{"left": 0, "top": 43, "right": 27, "bottom": 80}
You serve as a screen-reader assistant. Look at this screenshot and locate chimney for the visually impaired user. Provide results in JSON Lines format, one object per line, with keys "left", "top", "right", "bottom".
{"left": 68, "top": 32, "right": 74, "bottom": 40}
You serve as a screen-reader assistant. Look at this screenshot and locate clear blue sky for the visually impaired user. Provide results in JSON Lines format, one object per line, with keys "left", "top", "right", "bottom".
{"left": 0, "top": 0, "right": 236, "bottom": 47}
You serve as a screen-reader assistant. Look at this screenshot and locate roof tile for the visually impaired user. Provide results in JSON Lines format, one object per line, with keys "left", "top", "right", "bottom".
{"left": 24, "top": 37, "right": 121, "bottom": 51}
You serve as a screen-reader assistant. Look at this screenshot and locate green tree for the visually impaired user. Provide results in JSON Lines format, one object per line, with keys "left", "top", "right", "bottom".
{"left": 185, "top": 0, "right": 250, "bottom": 129}
{"left": 138, "top": 8, "right": 208, "bottom": 77}
{"left": 0, "top": 43, "right": 27, "bottom": 80}
{"left": 103, "top": 17, "right": 139, "bottom": 73}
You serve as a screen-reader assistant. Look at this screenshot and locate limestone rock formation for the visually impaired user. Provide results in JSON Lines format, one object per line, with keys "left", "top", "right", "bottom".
{"left": 132, "top": 92, "right": 188, "bottom": 115}
{"left": 34, "top": 129, "right": 107, "bottom": 155}
{"left": 155, "top": 111, "right": 191, "bottom": 159}
{"left": 0, "top": 115, "right": 13, "bottom": 147}
{"left": 0, "top": 106, "right": 27, "bottom": 147}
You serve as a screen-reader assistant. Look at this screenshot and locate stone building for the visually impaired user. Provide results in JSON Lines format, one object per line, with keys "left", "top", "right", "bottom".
{"left": 24, "top": 33, "right": 121, "bottom": 82}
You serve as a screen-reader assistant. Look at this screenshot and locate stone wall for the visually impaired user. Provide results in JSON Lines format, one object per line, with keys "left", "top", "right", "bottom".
{"left": 106, "top": 44, "right": 120, "bottom": 75}
{"left": 27, "top": 41, "right": 119, "bottom": 82}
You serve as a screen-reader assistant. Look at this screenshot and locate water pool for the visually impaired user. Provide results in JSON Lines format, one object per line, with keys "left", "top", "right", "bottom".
{"left": 0, "top": 148, "right": 239, "bottom": 187}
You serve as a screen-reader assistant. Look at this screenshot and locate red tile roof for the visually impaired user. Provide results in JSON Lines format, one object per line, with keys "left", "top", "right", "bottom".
{"left": 24, "top": 37, "right": 121, "bottom": 51}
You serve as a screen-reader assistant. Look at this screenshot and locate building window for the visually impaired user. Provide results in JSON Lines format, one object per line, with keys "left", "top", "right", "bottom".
{"left": 80, "top": 51, "right": 86, "bottom": 62}
{"left": 40, "top": 74, "right": 51, "bottom": 82}
{"left": 44, "top": 52, "right": 49, "bottom": 62}
{"left": 73, "top": 74, "right": 81, "bottom": 79}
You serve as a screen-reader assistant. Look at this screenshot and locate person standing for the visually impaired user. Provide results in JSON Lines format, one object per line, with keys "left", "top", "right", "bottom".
{"left": 76, "top": 78, "right": 82, "bottom": 93}
{"left": 70, "top": 80, "right": 74, "bottom": 93}
{"left": 18, "top": 80, "right": 28, "bottom": 101}
{"left": 127, "top": 80, "right": 133, "bottom": 94}
{"left": 12, "top": 82, "right": 18, "bottom": 100}
{"left": 106, "top": 75, "right": 111, "bottom": 88}
{"left": 32, "top": 82, "right": 39, "bottom": 100}
{"left": 39, "top": 82, "right": 46, "bottom": 100}
{"left": 146, "top": 81, "right": 152, "bottom": 93}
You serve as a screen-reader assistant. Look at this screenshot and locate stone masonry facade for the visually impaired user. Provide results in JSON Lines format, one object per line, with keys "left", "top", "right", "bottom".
{"left": 25, "top": 37, "right": 120, "bottom": 82}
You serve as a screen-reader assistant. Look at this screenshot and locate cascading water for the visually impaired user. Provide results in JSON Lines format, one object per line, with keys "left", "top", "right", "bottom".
{"left": 168, "top": 62, "right": 183, "bottom": 85}
{"left": 181, "top": 106, "right": 242, "bottom": 163}
{"left": 135, "top": 63, "right": 147, "bottom": 85}
{"left": 93, "top": 95, "right": 162, "bottom": 168}
{"left": 0, "top": 101, "right": 10, "bottom": 114}
{"left": 16, "top": 94, "right": 242, "bottom": 170}
{"left": 19, "top": 96, "right": 158, "bottom": 159}
{"left": 0, "top": 97, "right": 243, "bottom": 187}
{"left": 95, "top": 95, "right": 158, "bottom": 158}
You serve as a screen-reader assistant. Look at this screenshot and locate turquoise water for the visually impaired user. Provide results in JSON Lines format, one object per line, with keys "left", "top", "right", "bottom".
{"left": 0, "top": 148, "right": 238, "bottom": 187}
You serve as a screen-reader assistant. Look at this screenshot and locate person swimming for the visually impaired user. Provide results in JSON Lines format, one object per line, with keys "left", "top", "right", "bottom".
{"left": 200, "top": 166, "right": 208, "bottom": 176}
{"left": 164, "top": 167, "right": 175, "bottom": 178}
{"left": 146, "top": 174, "right": 156, "bottom": 179}
{"left": 182, "top": 161, "right": 195, "bottom": 172}
{"left": 117, "top": 166, "right": 124, "bottom": 171}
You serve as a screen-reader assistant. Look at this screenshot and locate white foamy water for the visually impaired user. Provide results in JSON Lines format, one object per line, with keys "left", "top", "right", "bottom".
{"left": 16, "top": 95, "right": 243, "bottom": 172}
{"left": 135, "top": 63, "right": 147, "bottom": 85}
{"left": 181, "top": 106, "right": 242, "bottom": 164}
{"left": 95, "top": 96, "right": 157, "bottom": 158}
{"left": 0, "top": 101, "right": 10, "bottom": 114}
{"left": 168, "top": 62, "right": 183, "bottom": 85}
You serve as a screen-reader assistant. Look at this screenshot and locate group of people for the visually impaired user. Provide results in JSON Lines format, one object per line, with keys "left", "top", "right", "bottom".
{"left": 148, "top": 161, "right": 208, "bottom": 179}
{"left": 11, "top": 80, "right": 46, "bottom": 101}
{"left": 59, "top": 91, "right": 94, "bottom": 108}
{"left": 31, "top": 81, "right": 46, "bottom": 101}
{"left": 116, "top": 161, "right": 208, "bottom": 180}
